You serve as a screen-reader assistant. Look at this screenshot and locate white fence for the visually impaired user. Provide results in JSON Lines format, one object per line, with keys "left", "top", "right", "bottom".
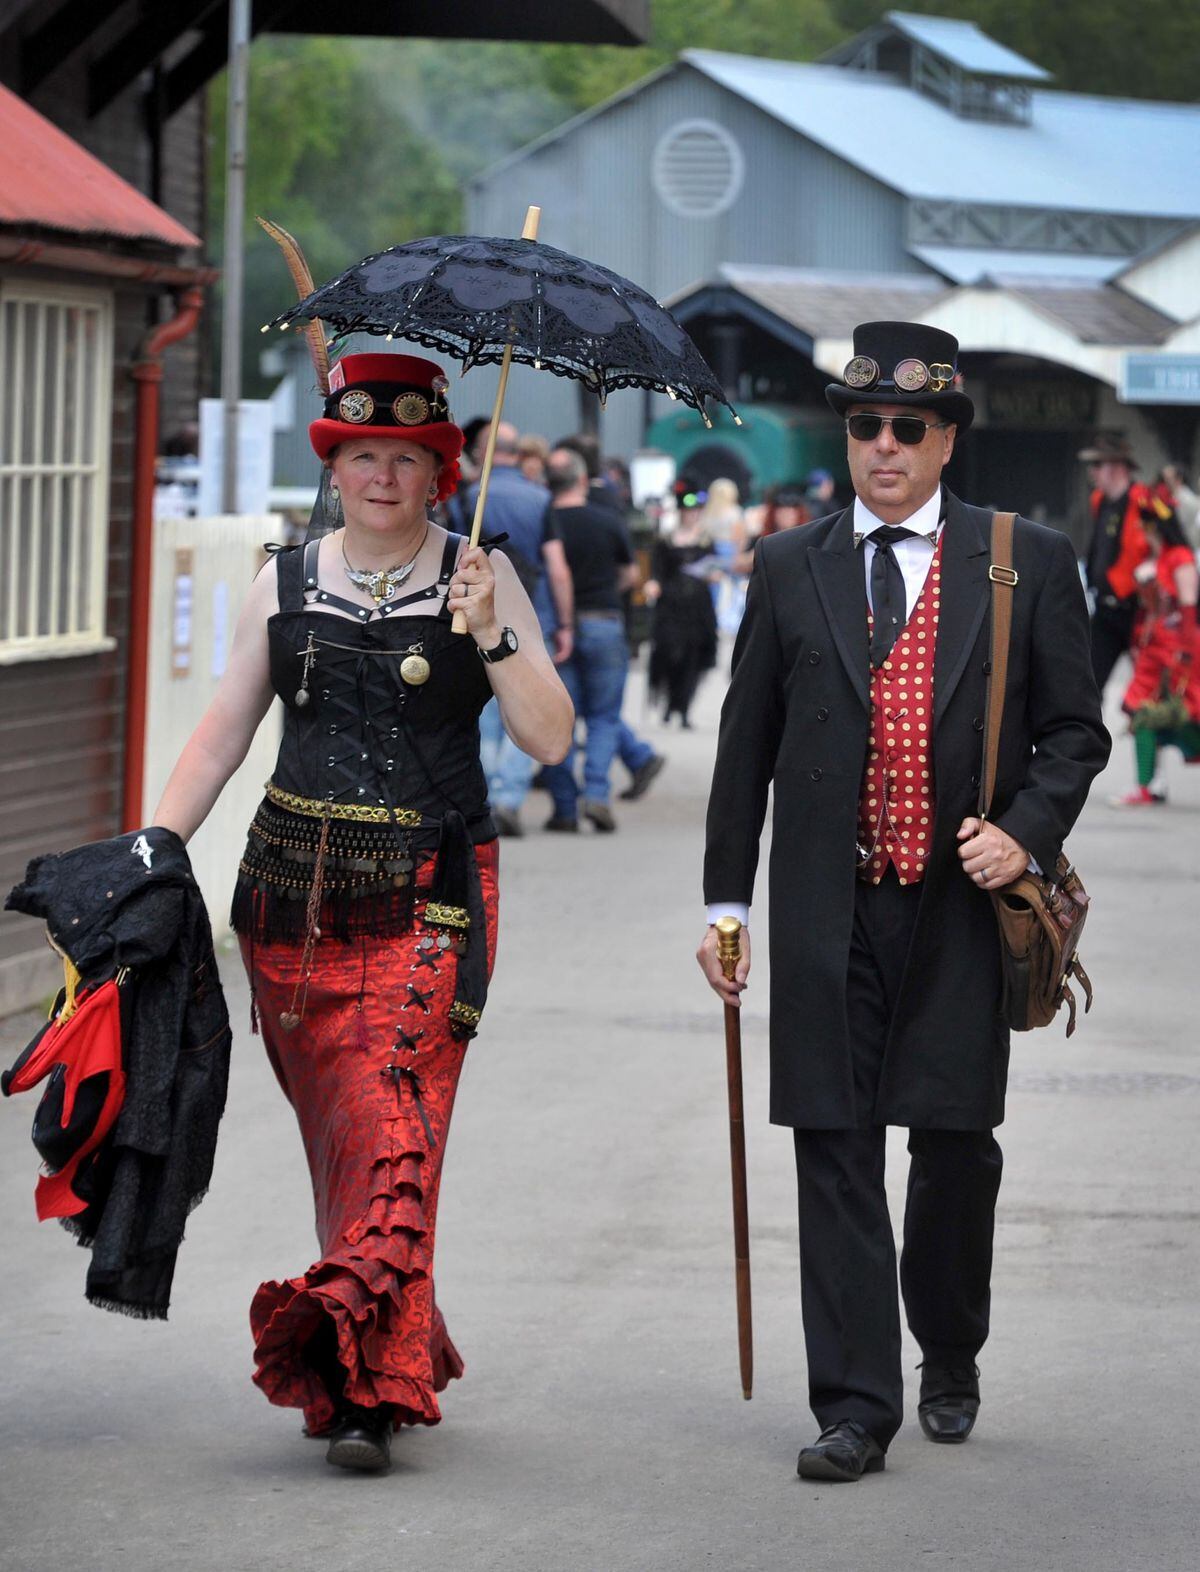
{"left": 143, "top": 514, "right": 284, "bottom": 943}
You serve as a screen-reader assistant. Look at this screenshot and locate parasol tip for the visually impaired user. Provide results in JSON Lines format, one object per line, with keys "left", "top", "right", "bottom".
{"left": 742, "top": 1389, "right": 752, "bottom": 1401}
{"left": 260, "top": 323, "right": 270, "bottom": 333}
{"left": 733, "top": 414, "right": 744, "bottom": 427}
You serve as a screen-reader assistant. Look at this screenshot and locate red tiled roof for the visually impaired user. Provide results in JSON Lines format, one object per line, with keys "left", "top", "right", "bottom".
{"left": 0, "top": 83, "right": 199, "bottom": 249}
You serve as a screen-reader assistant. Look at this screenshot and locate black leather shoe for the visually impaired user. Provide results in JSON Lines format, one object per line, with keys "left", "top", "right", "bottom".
{"left": 544, "top": 815, "right": 579, "bottom": 833}
{"left": 918, "top": 1362, "right": 980, "bottom": 1443}
{"left": 619, "top": 754, "right": 666, "bottom": 801}
{"left": 325, "top": 1403, "right": 392, "bottom": 1472}
{"left": 797, "top": 1420, "right": 885, "bottom": 1482}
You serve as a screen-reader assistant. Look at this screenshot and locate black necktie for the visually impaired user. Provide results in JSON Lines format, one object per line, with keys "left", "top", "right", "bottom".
{"left": 868, "top": 526, "right": 917, "bottom": 669}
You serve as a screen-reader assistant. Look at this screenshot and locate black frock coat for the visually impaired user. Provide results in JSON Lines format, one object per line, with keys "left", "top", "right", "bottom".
{"left": 703, "top": 489, "right": 1110, "bottom": 1131}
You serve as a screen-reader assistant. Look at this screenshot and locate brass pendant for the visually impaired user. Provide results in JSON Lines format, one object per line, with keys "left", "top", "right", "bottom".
{"left": 401, "top": 653, "right": 431, "bottom": 686}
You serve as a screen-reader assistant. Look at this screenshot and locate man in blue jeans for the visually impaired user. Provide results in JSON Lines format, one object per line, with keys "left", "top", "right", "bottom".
{"left": 541, "top": 447, "right": 639, "bottom": 831}
{"left": 462, "top": 422, "right": 573, "bottom": 834}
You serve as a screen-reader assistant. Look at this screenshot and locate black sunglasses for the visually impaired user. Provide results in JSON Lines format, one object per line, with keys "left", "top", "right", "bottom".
{"left": 846, "top": 413, "right": 949, "bottom": 445}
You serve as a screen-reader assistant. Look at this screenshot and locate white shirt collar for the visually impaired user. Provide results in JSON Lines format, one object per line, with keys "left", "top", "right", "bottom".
{"left": 853, "top": 488, "right": 942, "bottom": 544}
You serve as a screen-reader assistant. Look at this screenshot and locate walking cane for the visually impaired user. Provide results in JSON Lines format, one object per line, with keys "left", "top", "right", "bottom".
{"left": 715, "top": 915, "right": 753, "bottom": 1400}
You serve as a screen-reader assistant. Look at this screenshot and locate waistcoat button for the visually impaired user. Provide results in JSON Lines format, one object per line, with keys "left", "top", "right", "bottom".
{"left": 808, "top": 650, "right": 821, "bottom": 665}
{"left": 983, "top": 660, "right": 993, "bottom": 675}
{"left": 810, "top": 767, "right": 823, "bottom": 782}
{"left": 972, "top": 716, "right": 984, "bottom": 732}
{"left": 817, "top": 706, "right": 829, "bottom": 721}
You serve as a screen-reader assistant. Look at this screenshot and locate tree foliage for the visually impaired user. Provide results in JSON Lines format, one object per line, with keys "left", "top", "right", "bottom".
{"left": 209, "top": 37, "right": 461, "bottom": 394}
{"left": 210, "top": 4, "right": 1196, "bottom": 393}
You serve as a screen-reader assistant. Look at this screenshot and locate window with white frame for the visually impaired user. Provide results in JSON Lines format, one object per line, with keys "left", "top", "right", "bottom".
{"left": 0, "top": 280, "right": 114, "bottom": 663}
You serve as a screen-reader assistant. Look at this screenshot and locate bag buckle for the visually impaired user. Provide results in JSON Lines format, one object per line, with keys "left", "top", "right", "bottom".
{"left": 988, "top": 564, "right": 1019, "bottom": 586}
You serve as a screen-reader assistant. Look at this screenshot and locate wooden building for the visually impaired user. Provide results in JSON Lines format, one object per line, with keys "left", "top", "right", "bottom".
{"left": 0, "top": 0, "right": 212, "bottom": 1015}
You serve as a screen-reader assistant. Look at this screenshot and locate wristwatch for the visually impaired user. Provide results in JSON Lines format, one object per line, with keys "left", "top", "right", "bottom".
{"left": 478, "top": 626, "right": 519, "bottom": 664}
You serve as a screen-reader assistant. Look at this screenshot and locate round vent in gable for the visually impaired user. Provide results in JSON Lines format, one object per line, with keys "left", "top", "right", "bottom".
{"left": 652, "top": 119, "right": 744, "bottom": 220}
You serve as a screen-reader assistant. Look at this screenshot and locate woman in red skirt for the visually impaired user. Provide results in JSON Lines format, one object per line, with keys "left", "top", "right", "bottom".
{"left": 151, "top": 354, "right": 573, "bottom": 1470}
{"left": 1112, "top": 495, "right": 1200, "bottom": 806}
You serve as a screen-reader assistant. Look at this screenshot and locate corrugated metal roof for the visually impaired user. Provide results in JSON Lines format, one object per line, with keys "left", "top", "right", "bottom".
{"left": 691, "top": 263, "right": 1177, "bottom": 349}
{"left": 712, "top": 264, "right": 949, "bottom": 337}
{"left": 911, "top": 246, "right": 1130, "bottom": 284}
{"left": 997, "top": 279, "right": 1177, "bottom": 345}
{"left": 883, "top": 12, "right": 1050, "bottom": 81}
{"left": 684, "top": 50, "right": 1200, "bottom": 218}
{"left": 0, "top": 83, "right": 199, "bottom": 249}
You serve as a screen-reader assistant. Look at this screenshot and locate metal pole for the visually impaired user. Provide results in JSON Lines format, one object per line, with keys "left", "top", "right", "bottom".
{"left": 220, "top": 0, "right": 251, "bottom": 513}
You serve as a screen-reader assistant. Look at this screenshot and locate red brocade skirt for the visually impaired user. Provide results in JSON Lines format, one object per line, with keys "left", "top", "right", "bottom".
{"left": 240, "top": 841, "right": 498, "bottom": 1435}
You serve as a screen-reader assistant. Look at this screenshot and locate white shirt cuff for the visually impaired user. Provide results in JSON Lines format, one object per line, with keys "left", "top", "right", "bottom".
{"left": 706, "top": 902, "right": 750, "bottom": 926}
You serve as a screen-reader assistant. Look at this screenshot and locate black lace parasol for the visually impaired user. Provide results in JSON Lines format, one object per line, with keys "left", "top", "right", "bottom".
{"left": 267, "top": 229, "right": 735, "bottom": 422}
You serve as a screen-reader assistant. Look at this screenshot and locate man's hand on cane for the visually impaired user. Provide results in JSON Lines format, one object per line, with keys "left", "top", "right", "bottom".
{"left": 956, "top": 817, "right": 1028, "bottom": 890}
{"left": 697, "top": 925, "right": 751, "bottom": 1006}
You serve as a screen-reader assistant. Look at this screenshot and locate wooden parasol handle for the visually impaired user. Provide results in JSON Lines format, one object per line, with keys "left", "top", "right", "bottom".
{"left": 452, "top": 203, "right": 542, "bottom": 635}
{"left": 715, "top": 916, "right": 753, "bottom": 1400}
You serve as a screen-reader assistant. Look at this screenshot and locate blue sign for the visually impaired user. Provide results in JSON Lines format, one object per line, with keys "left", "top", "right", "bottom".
{"left": 1120, "top": 354, "right": 1200, "bottom": 405}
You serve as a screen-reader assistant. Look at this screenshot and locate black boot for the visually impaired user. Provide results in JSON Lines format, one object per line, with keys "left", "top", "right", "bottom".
{"left": 325, "top": 1402, "right": 393, "bottom": 1472}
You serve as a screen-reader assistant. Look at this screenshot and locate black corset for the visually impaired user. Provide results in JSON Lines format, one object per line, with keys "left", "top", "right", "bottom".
{"left": 266, "top": 535, "right": 493, "bottom": 825}
{"left": 232, "top": 535, "right": 497, "bottom": 1039}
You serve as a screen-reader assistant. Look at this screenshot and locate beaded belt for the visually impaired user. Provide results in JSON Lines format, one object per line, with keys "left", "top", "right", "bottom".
{"left": 264, "top": 780, "right": 424, "bottom": 827}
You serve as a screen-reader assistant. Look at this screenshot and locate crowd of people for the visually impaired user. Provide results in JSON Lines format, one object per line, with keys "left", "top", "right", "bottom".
{"left": 439, "top": 418, "right": 851, "bottom": 834}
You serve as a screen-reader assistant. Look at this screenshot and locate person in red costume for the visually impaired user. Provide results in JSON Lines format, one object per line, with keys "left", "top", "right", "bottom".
{"left": 151, "top": 353, "right": 573, "bottom": 1472}
{"left": 1078, "top": 433, "right": 1152, "bottom": 694}
{"left": 1111, "top": 496, "right": 1200, "bottom": 806}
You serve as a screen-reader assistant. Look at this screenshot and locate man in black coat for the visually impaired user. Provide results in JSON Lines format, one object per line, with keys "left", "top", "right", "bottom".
{"left": 698, "top": 322, "right": 1110, "bottom": 1482}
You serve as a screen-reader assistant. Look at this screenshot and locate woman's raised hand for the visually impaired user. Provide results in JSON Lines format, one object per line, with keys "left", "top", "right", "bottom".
{"left": 448, "top": 546, "right": 501, "bottom": 646}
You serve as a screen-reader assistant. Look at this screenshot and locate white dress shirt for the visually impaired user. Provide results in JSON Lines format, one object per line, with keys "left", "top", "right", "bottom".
{"left": 706, "top": 489, "right": 943, "bottom": 927}
{"left": 855, "top": 489, "right": 942, "bottom": 620}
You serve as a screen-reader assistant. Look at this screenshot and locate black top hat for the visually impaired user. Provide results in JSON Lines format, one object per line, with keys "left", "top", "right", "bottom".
{"left": 825, "top": 321, "right": 974, "bottom": 433}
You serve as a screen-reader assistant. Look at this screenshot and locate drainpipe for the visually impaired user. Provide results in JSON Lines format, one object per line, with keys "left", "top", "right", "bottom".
{"left": 122, "top": 286, "right": 205, "bottom": 831}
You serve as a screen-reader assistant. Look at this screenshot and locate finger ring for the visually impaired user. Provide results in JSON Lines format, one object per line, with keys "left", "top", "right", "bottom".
{"left": 982, "top": 867, "right": 991, "bottom": 880}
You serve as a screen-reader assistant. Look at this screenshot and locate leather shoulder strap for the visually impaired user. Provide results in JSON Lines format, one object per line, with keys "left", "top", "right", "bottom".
{"left": 273, "top": 541, "right": 308, "bottom": 611}
{"left": 979, "top": 512, "right": 1017, "bottom": 820}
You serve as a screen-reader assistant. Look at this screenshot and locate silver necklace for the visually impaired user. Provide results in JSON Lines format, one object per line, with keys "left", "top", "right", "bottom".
{"left": 341, "top": 527, "right": 428, "bottom": 605}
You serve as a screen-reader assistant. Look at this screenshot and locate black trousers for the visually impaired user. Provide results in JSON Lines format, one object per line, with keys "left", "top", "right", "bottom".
{"left": 1090, "top": 602, "right": 1136, "bottom": 694}
{"left": 793, "top": 871, "right": 1003, "bottom": 1450}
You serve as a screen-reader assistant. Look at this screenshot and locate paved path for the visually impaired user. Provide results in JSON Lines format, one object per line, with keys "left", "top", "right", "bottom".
{"left": 1, "top": 667, "right": 1198, "bottom": 1572}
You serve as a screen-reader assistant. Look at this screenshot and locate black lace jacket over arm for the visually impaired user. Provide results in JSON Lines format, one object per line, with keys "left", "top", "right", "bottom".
{"left": 6, "top": 827, "right": 232, "bottom": 1318}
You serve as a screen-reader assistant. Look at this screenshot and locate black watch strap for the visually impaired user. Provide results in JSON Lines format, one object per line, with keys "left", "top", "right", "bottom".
{"left": 478, "top": 626, "right": 518, "bottom": 664}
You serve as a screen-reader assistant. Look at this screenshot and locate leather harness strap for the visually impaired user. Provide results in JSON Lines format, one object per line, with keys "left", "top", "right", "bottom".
{"left": 978, "top": 512, "right": 1018, "bottom": 822}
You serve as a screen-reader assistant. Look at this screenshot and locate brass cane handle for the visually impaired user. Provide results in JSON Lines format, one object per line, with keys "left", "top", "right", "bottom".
{"left": 715, "top": 916, "right": 743, "bottom": 982}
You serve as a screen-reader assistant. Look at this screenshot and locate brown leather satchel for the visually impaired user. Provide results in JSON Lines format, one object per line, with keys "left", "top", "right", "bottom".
{"left": 980, "top": 514, "right": 1094, "bottom": 1036}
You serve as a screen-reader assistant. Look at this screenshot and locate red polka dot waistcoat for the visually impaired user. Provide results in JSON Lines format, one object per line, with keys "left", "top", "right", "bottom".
{"left": 858, "top": 533, "right": 943, "bottom": 885}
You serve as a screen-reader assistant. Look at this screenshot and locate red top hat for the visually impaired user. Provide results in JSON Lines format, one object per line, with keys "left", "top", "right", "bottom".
{"left": 309, "top": 352, "right": 464, "bottom": 501}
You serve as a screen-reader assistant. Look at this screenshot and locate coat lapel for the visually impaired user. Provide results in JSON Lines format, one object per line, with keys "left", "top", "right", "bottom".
{"left": 808, "top": 506, "right": 869, "bottom": 711}
{"left": 933, "top": 489, "right": 991, "bottom": 725}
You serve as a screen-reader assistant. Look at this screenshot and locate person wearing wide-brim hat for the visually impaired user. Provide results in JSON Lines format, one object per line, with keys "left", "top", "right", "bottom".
{"left": 1077, "top": 432, "right": 1153, "bottom": 694}
{"left": 699, "top": 321, "right": 1110, "bottom": 1481}
{"left": 149, "top": 351, "right": 573, "bottom": 1472}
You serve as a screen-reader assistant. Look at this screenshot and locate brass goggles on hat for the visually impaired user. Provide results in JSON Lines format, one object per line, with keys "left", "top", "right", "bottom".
{"left": 846, "top": 413, "right": 950, "bottom": 445}
{"left": 324, "top": 378, "right": 451, "bottom": 428}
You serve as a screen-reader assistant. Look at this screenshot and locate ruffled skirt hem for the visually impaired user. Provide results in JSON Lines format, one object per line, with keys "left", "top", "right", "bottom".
{"left": 249, "top": 1149, "right": 463, "bottom": 1434}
